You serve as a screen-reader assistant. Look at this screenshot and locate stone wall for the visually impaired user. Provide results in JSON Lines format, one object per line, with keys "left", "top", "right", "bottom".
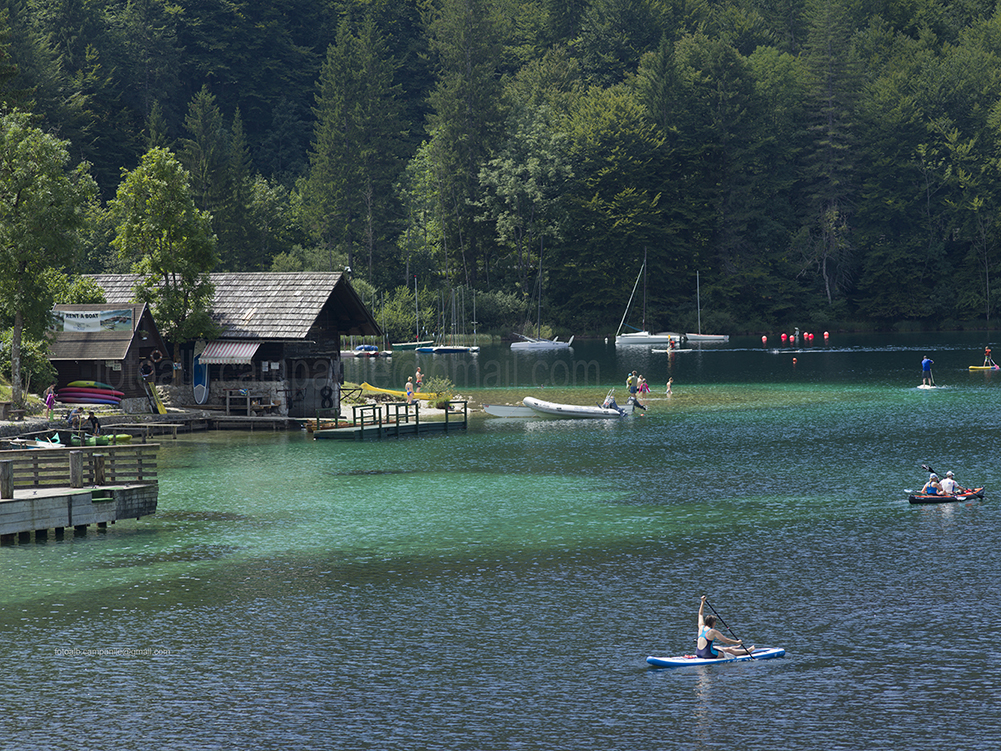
{"left": 114, "top": 483, "right": 158, "bottom": 520}
{"left": 157, "top": 381, "right": 287, "bottom": 415}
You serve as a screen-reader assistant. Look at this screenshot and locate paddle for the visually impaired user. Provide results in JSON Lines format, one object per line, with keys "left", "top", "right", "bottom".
{"left": 704, "top": 598, "right": 755, "bottom": 658}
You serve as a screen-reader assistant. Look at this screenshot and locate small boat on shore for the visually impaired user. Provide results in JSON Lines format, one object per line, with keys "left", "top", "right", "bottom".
{"left": 522, "top": 395, "right": 635, "bottom": 418}
{"left": 908, "top": 487, "right": 984, "bottom": 504}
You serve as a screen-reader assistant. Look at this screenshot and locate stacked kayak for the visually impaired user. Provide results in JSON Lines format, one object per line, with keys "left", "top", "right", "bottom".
{"left": 908, "top": 487, "right": 984, "bottom": 504}
{"left": 69, "top": 433, "right": 132, "bottom": 446}
{"left": 56, "top": 381, "right": 124, "bottom": 406}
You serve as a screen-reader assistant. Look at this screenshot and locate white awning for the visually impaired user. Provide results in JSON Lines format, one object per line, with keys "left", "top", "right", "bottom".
{"left": 198, "top": 340, "right": 261, "bottom": 364}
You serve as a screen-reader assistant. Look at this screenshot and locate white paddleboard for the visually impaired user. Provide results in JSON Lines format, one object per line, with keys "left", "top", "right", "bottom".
{"left": 917, "top": 384, "right": 936, "bottom": 390}
{"left": 483, "top": 404, "right": 536, "bottom": 418}
{"left": 647, "top": 647, "right": 785, "bottom": 668}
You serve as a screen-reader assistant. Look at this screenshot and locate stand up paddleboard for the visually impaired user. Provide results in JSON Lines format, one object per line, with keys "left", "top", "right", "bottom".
{"left": 917, "top": 384, "right": 936, "bottom": 389}
{"left": 193, "top": 354, "right": 209, "bottom": 405}
{"left": 647, "top": 647, "right": 785, "bottom": 668}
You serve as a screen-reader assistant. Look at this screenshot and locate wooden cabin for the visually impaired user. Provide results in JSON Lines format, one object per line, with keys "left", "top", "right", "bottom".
{"left": 91, "top": 272, "right": 381, "bottom": 417}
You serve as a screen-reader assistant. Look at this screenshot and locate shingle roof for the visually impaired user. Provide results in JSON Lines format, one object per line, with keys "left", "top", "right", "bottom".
{"left": 91, "top": 272, "right": 381, "bottom": 340}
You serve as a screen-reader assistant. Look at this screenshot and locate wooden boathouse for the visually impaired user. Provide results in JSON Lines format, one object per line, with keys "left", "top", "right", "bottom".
{"left": 0, "top": 444, "right": 158, "bottom": 544}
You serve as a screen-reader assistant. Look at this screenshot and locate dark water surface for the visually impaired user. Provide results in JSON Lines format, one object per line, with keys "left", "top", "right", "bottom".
{"left": 2, "top": 333, "right": 1000, "bottom": 750}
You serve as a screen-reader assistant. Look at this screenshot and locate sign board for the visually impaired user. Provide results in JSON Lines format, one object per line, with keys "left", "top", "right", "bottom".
{"left": 51, "top": 309, "right": 134, "bottom": 332}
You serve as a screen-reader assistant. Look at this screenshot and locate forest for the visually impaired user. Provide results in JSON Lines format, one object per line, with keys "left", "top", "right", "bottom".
{"left": 5, "top": 0, "right": 1001, "bottom": 343}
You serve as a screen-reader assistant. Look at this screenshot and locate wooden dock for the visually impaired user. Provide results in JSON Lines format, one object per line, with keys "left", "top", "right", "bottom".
{"left": 312, "top": 401, "right": 468, "bottom": 440}
{"left": 0, "top": 444, "right": 159, "bottom": 544}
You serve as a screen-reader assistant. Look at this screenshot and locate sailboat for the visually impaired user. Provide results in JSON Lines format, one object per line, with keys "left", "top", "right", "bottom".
{"left": 417, "top": 288, "right": 480, "bottom": 354}
{"left": 677, "top": 271, "right": 729, "bottom": 342}
{"left": 614, "top": 251, "right": 678, "bottom": 346}
{"left": 392, "top": 275, "right": 434, "bottom": 350}
{"left": 512, "top": 240, "right": 573, "bottom": 351}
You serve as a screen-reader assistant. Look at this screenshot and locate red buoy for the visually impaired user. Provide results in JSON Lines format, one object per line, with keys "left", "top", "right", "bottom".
{"left": 781, "top": 333, "right": 788, "bottom": 342}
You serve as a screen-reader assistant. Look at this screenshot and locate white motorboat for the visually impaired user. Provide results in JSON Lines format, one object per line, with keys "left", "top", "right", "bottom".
{"left": 522, "top": 394, "right": 635, "bottom": 418}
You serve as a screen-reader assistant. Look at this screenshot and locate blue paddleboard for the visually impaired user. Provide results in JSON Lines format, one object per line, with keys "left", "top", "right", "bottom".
{"left": 647, "top": 647, "right": 785, "bottom": 668}
{"left": 193, "top": 353, "right": 209, "bottom": 405}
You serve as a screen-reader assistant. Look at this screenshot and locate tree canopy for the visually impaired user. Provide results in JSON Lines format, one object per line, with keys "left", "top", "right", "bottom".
{"left": 6, "top": 0, "right": 1001, "bottom": 341}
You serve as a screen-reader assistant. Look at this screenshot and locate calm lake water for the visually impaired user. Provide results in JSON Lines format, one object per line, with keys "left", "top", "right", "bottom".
{"left": 2, "top": 332, "right": 1000, "bottom": 750}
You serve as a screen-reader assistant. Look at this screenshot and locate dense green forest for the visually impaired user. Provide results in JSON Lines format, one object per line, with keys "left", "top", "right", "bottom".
{"left": 5, "top": 0, "right": 1001, "bottom": 341}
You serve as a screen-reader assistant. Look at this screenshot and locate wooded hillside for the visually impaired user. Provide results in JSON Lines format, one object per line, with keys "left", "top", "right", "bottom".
{"left": 4, "top": 0, "right": 1001, "bottom": 338}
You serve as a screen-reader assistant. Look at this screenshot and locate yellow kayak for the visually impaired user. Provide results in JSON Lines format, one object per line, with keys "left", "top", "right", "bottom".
{"left": 969, "top": 365, "right": 1000, "bottom": 370}
{"left": 360, "top": 382, "right": 436, "bottom": 400}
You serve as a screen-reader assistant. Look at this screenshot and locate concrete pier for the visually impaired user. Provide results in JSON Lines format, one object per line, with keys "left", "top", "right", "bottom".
{"left": 0, "top": 445, "right": 158, "bottom": 544}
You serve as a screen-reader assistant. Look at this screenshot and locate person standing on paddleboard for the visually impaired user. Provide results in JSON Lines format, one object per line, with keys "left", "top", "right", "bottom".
{"left": 921, "top": 355, "right": 934, "bottom": 386}
{"left": 697, "top": 596, "right": 753, "bottom": 658}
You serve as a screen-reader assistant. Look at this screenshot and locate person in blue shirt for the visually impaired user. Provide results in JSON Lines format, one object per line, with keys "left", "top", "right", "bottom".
{"left": 921, "top": 356, "right": 934, "bottom": 385}
{"left": 921, "top": 474, "right": 942, "bottom": 495}
{"left": 696, "top": 596, "right": 753, "bottom": 658}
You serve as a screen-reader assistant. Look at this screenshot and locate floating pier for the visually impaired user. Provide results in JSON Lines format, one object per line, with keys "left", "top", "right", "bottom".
{"left": 0, "top": 444, "right": 158, "bottom": 544}
{"left": 311, "top": 401, "right": 467, "bottom": 440}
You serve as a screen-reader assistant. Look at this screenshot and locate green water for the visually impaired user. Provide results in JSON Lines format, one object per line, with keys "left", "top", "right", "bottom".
{"left": 2, "top": 333, "right": 1000, "bottom": 750}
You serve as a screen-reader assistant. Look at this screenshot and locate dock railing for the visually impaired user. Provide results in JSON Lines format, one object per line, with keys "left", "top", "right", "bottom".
{"left": 0, "top": 444, "right": 158, "bottom": 499}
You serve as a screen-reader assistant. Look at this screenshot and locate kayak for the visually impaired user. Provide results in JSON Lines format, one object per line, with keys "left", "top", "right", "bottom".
{"left": 68, "top": 380, "right": 116, "bottom": 390}
{"left": 58, "top": 387, "right": 125, "bottom": 398}
{"left": 908, "top": 487, "right": 984, "bottom": 504}
{"left": 969, "top": 365, "right": 999, "bottom": 370}
{"left": 647, "top": 647, "right": 785, "bottom": 668}
{"left": 360, "top": 382, "right": 435, "bottom": 401}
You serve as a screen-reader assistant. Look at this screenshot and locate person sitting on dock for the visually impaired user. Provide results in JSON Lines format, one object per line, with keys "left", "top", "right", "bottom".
{"left": 87, "top": 411, "right": 101, "bottom": 435}
{"left": 68, "top": 407, "right": 83, "bottom": 429}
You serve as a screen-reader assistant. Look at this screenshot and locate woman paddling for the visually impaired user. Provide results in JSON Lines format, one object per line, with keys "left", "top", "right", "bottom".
{"left": 697, "top": 596, "right": 753, "bottom": 658}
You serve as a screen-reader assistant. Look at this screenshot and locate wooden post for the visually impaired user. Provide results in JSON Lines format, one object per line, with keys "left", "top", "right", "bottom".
{"left": 0, "top": 460, "right": 13, "bottom": 500}
{"left": 69, "top": 451, "right": 83, "bottom": 488}
{"left": 94, "top": 454, "right": 106, "bottom": 486}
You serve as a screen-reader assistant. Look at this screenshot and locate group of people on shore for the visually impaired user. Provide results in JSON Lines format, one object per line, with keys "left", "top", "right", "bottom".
{"left": 405, "top": 367, "right": 424, "bottom": 404}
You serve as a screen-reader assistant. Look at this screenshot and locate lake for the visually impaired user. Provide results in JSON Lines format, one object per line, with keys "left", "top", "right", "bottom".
{"left": 1, "top": 332, "right": 999, "bottom": 750}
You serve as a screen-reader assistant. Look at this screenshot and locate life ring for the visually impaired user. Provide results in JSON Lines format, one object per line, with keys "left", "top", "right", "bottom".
{"left": 150, "top": 349, "right": 163, "bottom": 363}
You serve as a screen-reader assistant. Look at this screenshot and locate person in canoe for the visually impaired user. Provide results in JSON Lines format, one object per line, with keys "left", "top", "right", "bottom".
{"left": 939, "top": 470, "right": 959, "bottom": 495}
{"left": 921, "top": 474, "right": 943, "bottom": 495}
{"left": 697, "top": 596, "right": 753, "bottom": 658}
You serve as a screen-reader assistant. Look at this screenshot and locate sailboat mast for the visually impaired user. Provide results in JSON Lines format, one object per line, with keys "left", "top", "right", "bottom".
{"left": 537, "top": 237, "right": 544, "bottom": 339}
{"left": 697, "top": 270, "right": 701, "bottom": 335}
{"left": 414, "top": 275, "right": 419, "bottom": 342}
{"left": 642, "top": 247, "right": 647, "bottom": 332}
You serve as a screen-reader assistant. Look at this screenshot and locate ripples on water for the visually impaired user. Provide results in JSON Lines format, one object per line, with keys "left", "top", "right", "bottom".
{"left": 2, "top": 336, "right": 1001, "bottom": 749}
